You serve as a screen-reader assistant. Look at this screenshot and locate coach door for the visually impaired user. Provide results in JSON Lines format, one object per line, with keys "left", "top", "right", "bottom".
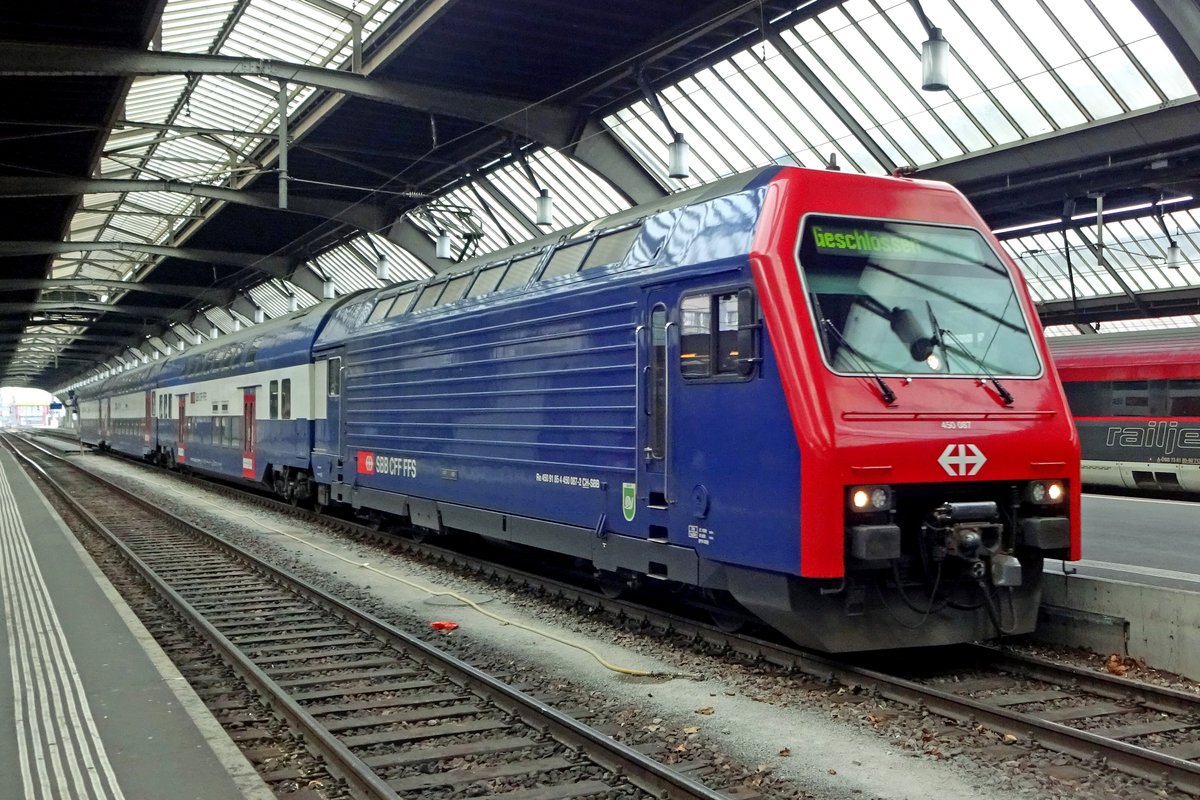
{"left": 177, "top": 396, "right": 187, "bottom": 463}
{"left": 144, "top": 390, "right": 153, "bottom": 449}
{"left": 242, "top": 389, "right": 256, "bottom": 479}
{"left": 315, "top": 355, "right": 342, "bottom": 455}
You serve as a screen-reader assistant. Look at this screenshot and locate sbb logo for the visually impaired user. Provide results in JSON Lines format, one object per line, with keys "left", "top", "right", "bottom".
{"left": 938, "top": 443, "right": 986, "bottom": 476}
{"left": 358, "top": 450, "right": 418, "bottom": 478}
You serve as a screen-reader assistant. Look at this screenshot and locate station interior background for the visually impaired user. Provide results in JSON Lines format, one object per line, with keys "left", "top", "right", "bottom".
{"left": 3, "top": 0, "right": 1200, "bottom": 400}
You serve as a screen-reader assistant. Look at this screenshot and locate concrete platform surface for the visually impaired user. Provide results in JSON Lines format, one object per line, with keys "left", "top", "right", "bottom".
{"left": 0, "top": 446, "right": 273, "bottom": 800}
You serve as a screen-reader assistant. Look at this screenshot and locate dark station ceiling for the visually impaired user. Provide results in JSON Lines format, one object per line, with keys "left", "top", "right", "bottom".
{"left": 4, "top": 0, "right": 1200, "bottom": 391}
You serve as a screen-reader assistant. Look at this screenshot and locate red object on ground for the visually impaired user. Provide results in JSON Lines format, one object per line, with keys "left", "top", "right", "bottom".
{"left": 430, "top": 621, "right": 459, "bottom": 631}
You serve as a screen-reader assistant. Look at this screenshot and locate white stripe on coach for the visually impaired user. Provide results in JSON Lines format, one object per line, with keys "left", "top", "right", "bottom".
{"left": 0, "top": 464, "right": 126, "bottom": 800}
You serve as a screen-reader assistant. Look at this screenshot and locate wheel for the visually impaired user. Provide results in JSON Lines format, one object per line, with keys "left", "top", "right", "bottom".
{"left": 596, "top": 571, "right": 626, "bottom": 599}
{"left": 709, "top": 609, "right": 748, "bottom": 633}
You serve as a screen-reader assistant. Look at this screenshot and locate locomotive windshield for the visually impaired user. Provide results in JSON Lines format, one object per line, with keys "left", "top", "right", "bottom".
{"left": 799, "top": 215, "right": 1041, "bottom": 378}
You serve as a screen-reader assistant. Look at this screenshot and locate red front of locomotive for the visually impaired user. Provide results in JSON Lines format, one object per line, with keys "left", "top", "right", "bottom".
{"left": 744, "top": 168, "right": 1080, "bottom": 650}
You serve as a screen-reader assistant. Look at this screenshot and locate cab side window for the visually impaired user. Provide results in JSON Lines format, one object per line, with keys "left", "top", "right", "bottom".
{"left": 679, "top": 291, "right": 744, "bottom": 379}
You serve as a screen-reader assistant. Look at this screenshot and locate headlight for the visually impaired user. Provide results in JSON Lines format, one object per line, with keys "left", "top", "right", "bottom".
{"left": 849, "top": 485, "right": 892, "bottom": 512}
{"left": 1024, "top": 480, "right": 1065, "bottom": 505}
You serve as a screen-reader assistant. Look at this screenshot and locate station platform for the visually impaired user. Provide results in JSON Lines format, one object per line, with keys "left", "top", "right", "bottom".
{"left": 0, "top": 446, "right": 273, "bottom": 800}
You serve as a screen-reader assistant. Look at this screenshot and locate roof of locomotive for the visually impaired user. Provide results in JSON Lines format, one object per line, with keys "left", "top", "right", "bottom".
{"left": 313, "top": 167, "right": 787, "bottom": 350}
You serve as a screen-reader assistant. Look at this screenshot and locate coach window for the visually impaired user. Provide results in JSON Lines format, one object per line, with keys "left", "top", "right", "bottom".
{"left": 582, "top": 226, "right": 640, "bottom": 270}
{"left": 1110, "top": 381, "right": 1149, "bottom": 416}
{"left": 540, "top": 242, "right": 589, "bottom": 280}
{"left": 1169, "top": 380, "right": 1200, "bottom": 416}
{"left": 367, "top": 296, "right": 395, "bottom": 323}
{"left": 281, "top": 378, "right": 292, "bottom": 420}
{"left": 680, "top": 295, "right": 711, "bottom": 377}
{"left": 386, "top": 289, "right": 416, "bottom": 317}
{"left": 468, "top": 263, "right": 507, "bottom": 298}
{"left": 327, "top": 357, "right": 342, "bottom": 397}
{"left": 439, "top": 273, "right": 474, "bottom": 305}
{"left": 269, "top": 380, "right": 279, "bottom": 419}
{"left": 412, "top": 281, "right": 445, "bottom": 312}
{"left": 1062, "top": 382, "right": 1110, "bottom": 417}
{"left": 498, "top": 254, "right": 542, "bottom": 290}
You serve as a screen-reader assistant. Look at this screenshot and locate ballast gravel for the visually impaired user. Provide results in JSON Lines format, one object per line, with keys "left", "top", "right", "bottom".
{"left": 69, "top": 449, "right": 1200, "bottom": 800}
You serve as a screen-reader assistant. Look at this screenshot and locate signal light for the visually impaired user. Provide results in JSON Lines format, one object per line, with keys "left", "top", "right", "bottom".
{"left": 1024, "top": 480, "right": 1065, "bottom": 505}
{"left": 849, "top": 485, "right": 892, "bottom": 513}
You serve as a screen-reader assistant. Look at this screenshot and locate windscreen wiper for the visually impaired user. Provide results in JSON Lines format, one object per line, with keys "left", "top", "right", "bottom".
{"left": 925, "top": 301, "right": 950, "bottom": 372}
{"left": 938, "top": 326, "right": 1015, "bottom": 406}
{"left": 821, "top": 318, "right": 897, "bottom": 405}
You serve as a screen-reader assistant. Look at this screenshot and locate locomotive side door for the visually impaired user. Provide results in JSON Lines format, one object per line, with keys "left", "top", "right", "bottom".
{"left": 242, "top": 388, "right": 256, "bottom": 479}
{"left": 633, "top": 299, "right": 673, "bottom": 537}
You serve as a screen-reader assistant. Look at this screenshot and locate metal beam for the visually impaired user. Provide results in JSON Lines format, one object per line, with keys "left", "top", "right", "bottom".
{"left": 0, "top": 302, "right": 191, "bottom": 320}
{"left": 1036, "top": 285, "right": 1200, "bottom": 326}
{"left": 0, "top": 242, "right": 290, "bottom": 280}
{"left": 0, "top": 177, "right": 390, "bottom": 233}
{"left": 917, "top": 100, "right": 1200, "bottom": 218}
{"left": 229, "top": 293, "right": 264, "bottom": 323}
{"left": 2, "top": 278, "right": 235, "bottom": 304}
{"left": 0, "top": 42, "right": 576, "bottom": 148}
{"left": 0, "top": 332, "right": 147, "bottom": 344}
{"left": 112, "top": 119, "right": 278, "bottom": 142}
{"left": 385, "top": 217, "right": 440, "bottom": 273}
{"left": 571, "top": 119, "right": 667, "bottom": 205}
{"left": 287, "top": 263, "right": 328, "bottom": 300}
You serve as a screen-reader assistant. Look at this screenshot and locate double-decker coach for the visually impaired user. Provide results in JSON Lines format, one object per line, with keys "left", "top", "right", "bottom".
{"left": 77, "top": 297, "right": 362, "bottom": 506}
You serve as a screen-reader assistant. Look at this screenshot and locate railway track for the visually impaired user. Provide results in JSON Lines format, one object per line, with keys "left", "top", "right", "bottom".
{"left": 3, "top": 432, "right": 735, "bottom": 800}
{"left": 27, "top": 431, "right": 1200, "bottom": 795}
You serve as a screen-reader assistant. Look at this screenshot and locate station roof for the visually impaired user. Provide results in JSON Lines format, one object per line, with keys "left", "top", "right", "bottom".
{"left": 4, "top": 0, "right": 1200, "bottom": 391}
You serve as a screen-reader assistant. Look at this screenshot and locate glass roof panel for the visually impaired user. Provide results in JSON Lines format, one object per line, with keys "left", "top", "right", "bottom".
{"left": 1000, "top": 205, "right": 1198, "bottom": 306}
{"left": 606, "top": 0, "right": 1193, "bottom": 182}
{"left": 369, "top": 234, "right": 432, "bottom": 285}
{"left": 1126, "top": 39, "right": 1192, "bottom": 99}
{"left": 25, "top": 0, "right": 1200, "bottom": 385}
{"left": 122, "top": 75, "right": 189, "bottom": 124}
{"left": 529, "top": 147, "right": 631, "bottom": 220}
{"left": 1046, "top": 313, "right": 1200, "bottom": 337}
{"left": 1055, "top": 61, "right": 1124, "bottom": 119}
{"left": 313, "top": 247, "right": 384, "bottom": 294}
{"left": 161, "top": 0, "right": 237, "bottom": 54}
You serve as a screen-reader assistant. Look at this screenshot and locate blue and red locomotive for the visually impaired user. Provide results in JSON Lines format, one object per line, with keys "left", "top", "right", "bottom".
{"left": 74, "top": 166, "right": 1081, "bottom": 651}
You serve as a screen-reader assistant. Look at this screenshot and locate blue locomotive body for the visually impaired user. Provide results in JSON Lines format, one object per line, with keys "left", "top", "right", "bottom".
{"left": 313, "top": 172, "right": 801, "bottom": 585}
